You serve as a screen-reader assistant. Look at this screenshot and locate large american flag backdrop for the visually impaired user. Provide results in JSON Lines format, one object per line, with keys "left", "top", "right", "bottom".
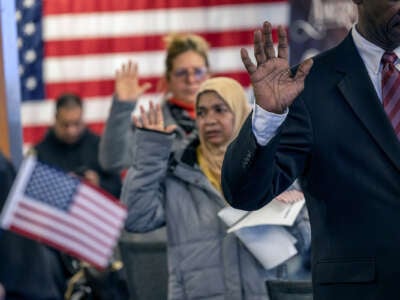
{"left": 16, "top": 0, "right": 289, "bottom": 150}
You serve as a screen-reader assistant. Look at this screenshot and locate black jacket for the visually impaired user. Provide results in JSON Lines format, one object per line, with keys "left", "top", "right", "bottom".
{"left": 222, "top": 33, "right": 400, "bottom": 300}
{"left": 35, "top": 128, "right": 121, "bottom": 198}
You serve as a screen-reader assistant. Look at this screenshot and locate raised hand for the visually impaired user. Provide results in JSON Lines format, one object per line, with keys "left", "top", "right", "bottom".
{"left": 133, "top": 101, "right": 177, "bottom": 133}
{"left": 115, "top": 60, "right": 152, "bottom": 101}
{"left": 241, "top": 21, "right": 313, "bottom": 114}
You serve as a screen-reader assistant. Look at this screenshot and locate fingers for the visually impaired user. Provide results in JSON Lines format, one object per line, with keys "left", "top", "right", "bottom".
{"left": 275, "top": 190, "right": 303, "bottom": 204}
{"left": 276, "top": 196, "right": 290, "bottom": 204}
{"left": 131, "top": 61, "right": 137, "bottom": 76}
{"left": 139, "top": 82, "right": 152, "bottom": 95}
{"left": 263, "top": 21, "right": 276, "bottom": 60}
{"left": 165, "top": 124, "right": 177, "bottom": 133}
{"left": 294, "top": 58, "right": 313, "bottom": 83}
{"left": 253, "top": 29, "right": 267, "bottom": 66}
{"left": 156, "top": 102, "right": 163, "bottom": 126}
{"left": 292, "top": 59, "right": 313, "bottom": 96}
{"left": 241, "top": 48, "right": 257, "bottom": 75}
{"left": 247, "top": 21, "right": 281, "bottom": 71}
{"left": 115, "top": 59, "right": 152, "bottom": 101}
{"left": 148, "top": 101, "right": 163, "bottom": 126}
{"left": 277, "top": 25, "right": 289, "bottom": 60}
{"left": 136, "top": 102, "right": 167, "bottom": 132}
{"left": 148, "top": 101, "right": 156, "bottom": 124}
{"left": 133, "top": 115, "right": 142, "bottom": 128}
{"left": 116, "top": 60, "right": 137, "bottom": 77}
{"left": 139, "top": 105, "right": 149, "bottom": 128}
{"left": 126, "top": 60, "right": 136, "bottom": 77}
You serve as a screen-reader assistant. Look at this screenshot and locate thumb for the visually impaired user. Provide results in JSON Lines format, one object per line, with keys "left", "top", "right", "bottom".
{"left": 165, "top": 124, "right": 177, "bottom": 133}
{"left": 141, "top": 82, "right": 152, "bottom": 93}
{"left": 294, "top": 58, "right": 313, "bottom": 82}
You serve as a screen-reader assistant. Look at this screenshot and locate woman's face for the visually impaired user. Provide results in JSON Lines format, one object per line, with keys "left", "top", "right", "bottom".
{"left": 167, "top": 50, "right": 209, "bottom": 103}
{"left": 196, "top": 91, "right": 235, "bottom": 147}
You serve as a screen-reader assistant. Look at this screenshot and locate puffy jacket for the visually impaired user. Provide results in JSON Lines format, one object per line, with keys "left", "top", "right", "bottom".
{"left": 122, "top": 129, "right": 311, "bottom": 300}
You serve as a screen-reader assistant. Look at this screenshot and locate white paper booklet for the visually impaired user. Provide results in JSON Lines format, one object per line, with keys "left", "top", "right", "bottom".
{"left": 235, "top": 225, "right": 298, "bottom": 269}
{"left": 218, "top": 190, "right": 305, "bottom": 269}
{"left": 221, "top": 194, "right": 305, "bottom": 233}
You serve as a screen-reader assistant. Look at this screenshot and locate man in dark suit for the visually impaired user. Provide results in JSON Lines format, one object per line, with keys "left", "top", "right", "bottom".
{"left": 221, "top": 1, "right": 400, "bottom": 299}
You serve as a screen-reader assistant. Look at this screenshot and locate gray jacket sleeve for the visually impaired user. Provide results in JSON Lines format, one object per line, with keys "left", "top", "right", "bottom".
{"left": 121, "top": 129, "right": 174, "bottom": 233}
{"left": 99, "top": 96, "right": 136, "bottom": 172}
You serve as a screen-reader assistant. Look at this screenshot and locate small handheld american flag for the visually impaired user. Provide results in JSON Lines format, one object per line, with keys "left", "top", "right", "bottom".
{"left": 0, "top": 156, "right": 127, "bottom": 270}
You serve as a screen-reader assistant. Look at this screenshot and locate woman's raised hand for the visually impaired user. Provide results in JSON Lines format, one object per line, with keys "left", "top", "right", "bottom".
{"left": 115, "top": 60, "right": 152, "bottom": 101}
{"left": 133, "top": 101, "right": 177, "bottom": 133}
{"left": 241, "top": 21, "right": 313, "bottom": 114}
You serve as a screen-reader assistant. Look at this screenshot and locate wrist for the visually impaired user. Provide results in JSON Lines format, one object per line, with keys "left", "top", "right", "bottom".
{"left": 116, "top": 93, "right": 138, "bottom": 102}
{"left": 256, "top": 101, "right": 287, "bottom": 114}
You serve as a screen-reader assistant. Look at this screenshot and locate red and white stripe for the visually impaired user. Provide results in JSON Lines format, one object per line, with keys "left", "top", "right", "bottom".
{"left": 22, "top": 0, "right": 289, "bottom": 149}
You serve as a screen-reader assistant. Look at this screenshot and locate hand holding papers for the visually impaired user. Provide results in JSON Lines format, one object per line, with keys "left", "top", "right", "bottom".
{"left": 218, "top": 190, "right": 305, "bottom": 270}
{"left": 228, "top": 190, "right": 305, "bottom": 232}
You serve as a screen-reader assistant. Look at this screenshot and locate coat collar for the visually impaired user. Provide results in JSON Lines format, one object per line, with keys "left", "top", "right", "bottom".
{"left": 170, "top": 139, "right": 226, "bottom": 206}
{"left": 335, "top": 33, "right": 400, "bottom": 172}
{"left": 46, "top": 127, "right": 89, "bottom": 148}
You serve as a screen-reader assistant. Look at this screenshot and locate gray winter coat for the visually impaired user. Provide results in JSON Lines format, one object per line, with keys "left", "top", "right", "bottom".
{"left": 122, "top": 129, "right": 311, "bottom": 300}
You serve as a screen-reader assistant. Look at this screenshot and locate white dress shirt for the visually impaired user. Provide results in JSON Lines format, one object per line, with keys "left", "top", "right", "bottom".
{"left": 251, "top": 25, "right": 400, "bottom": 146}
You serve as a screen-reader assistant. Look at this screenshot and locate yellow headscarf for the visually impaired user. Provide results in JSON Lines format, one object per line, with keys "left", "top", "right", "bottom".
{"left": 195, "top": 77, "right": 251, "bottom": 192}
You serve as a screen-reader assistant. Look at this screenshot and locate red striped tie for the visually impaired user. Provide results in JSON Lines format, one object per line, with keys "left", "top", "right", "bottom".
{"left": 381, "top": 52, "right": 400, "bottom": 140}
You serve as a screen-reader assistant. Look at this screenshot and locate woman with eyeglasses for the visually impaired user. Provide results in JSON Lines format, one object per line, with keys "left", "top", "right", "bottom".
{"left": 99, "top": 33, "right": 210, "bottom": 173}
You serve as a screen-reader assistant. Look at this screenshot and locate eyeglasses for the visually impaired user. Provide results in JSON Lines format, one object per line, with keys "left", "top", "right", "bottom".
{"left": 171, "top": 66, "right": 208, "bottom": 81}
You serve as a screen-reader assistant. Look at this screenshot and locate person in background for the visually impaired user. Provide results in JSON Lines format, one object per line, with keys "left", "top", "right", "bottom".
{"left": 221, "top": 1, "right": 400, "bottom": 299}
{"left": 34, "top": 92, "right": 121, "bottom": 198}
{"left": 0, "top": 152, "right": 66, "bottom": 299}
{"left": 99, "top": 33, "right": 211, "bottom": 173}
{"left": 0, "top": 152, "right": 14, "bottom": 207}
{"left": 121, "top": 77, "right": 311, "bottom": 299}
{"left": 31, "top": 92, "right": 123, "bottom": 297}
{"left": 98, "top": 34, "right": 211, "bottom": 268}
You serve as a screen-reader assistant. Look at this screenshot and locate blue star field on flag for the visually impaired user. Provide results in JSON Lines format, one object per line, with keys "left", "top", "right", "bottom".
{"left": 16, "top": 0, "right": 45, "bottom": 101}
{"left": 24, "top": 162, "right": 79, "bottom": 211}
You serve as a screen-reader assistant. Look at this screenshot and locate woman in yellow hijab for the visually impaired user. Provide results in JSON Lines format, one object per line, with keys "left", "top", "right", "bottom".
{"left": 122, "top": 77, "right": 311, "bottom": 299}
{"left": 195, "top": 77, "right": 251, "bottom": 193}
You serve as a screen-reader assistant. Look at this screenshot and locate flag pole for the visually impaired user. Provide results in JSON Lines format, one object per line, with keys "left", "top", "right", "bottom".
{"left": 0, "top": 0, "right": 23, "bottom": 167}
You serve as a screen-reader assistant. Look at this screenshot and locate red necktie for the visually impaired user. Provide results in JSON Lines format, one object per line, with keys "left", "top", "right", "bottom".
{"left": 381, "top": 52, "right": 400, "bottom": 140}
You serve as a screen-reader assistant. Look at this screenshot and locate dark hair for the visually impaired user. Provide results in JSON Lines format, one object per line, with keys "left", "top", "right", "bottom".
{"left": 164, "top": 33, "right": 210, "bottom": 80}
{"left": 55, "top": 92, "right": 82, "bottom": 112}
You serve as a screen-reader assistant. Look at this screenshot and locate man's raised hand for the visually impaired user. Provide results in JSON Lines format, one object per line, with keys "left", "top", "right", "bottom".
{"left": 241, "top": 21, "right": 313, "bottom": 114}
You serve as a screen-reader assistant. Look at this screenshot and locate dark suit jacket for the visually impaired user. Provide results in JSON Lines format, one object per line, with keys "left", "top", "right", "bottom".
{"left": 222, "top": 33, "right": 400, "bottom": 300}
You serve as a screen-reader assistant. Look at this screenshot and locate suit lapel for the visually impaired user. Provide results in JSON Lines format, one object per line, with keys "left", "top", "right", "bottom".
{"left": 336, "top": 34, "right": 400, "bottom": 171}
